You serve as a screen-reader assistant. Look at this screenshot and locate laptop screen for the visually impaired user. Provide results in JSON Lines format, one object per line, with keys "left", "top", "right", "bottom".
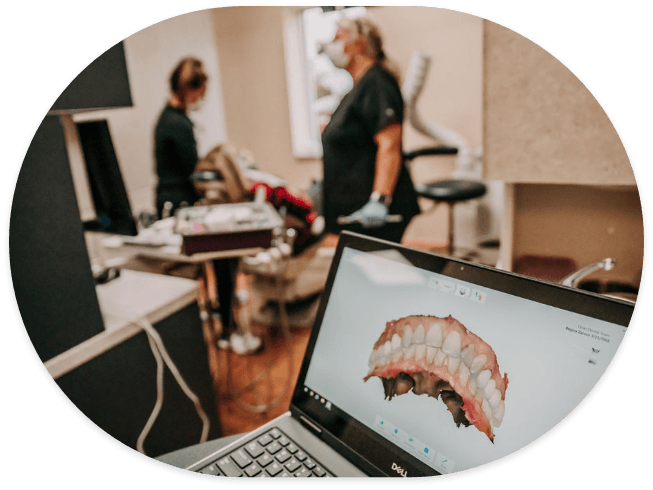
{"left": 292, "top": 233, "right": 632, "bottom": 476}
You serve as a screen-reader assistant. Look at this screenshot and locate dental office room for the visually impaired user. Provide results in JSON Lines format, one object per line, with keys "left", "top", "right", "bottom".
{"left": 3, "top": 1, "right": 652, "bottom": 487}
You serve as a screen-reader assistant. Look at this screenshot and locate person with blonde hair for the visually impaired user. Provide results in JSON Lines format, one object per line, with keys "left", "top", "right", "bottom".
{"left": 320, "top": 16, "right": 419, "bottom": 243}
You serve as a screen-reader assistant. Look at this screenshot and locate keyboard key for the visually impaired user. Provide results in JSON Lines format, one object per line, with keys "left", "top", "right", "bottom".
{"left": 286, "top": 443, "right": 298, "bottom": 454}
{"left": 275, "top": 449, "right": 291, "bottom": 463}
{"left": 285, "top": 458, "right": 301, "bottom": 473}
{"left": 256, "top": 472, "right": 269, "bottom": 478}
{"left": 231, "top": 449, "right": 252, "bottom": 468}
{"left": 279, "top": 471, "right": 292, "bottom": 477}
{"left": 244, "top": 463, "right": 262, "bottom": 477}
{"left": 266, "top": 441, "right": 282, "bottom": 455}
{"left": 199, "top": 464, "right": 221, "bottom": 475}
{"left": 294, "top": 450, "right": 307, "bottom": 462}
{"left": 304, "top": 459, "right": 316, "bottom": 470}
{"left": 313, "top": 466, "right": 326, "bottom": 477}
{"left": 245, "top": 441, "right": 264, "bottom": 458}
{"left": 257, "top": 453, "right": 273, "bottom": 467}
{"left": 269, "top": 428, "right": 282, "bottom": 439}
{"left": 294, "top": 467, "right": 312, "bottom": 477}
{"left": 266, "top": 462, "right": 282, "bottom": 477}
{"left": 216, "top": 457, "right": 243, "bottom": 477}
{"left": 278, "top": 436, "right": 290, "bottom": 446}
{"left": 257, "top": 434, "right": 273, "bottom": 446}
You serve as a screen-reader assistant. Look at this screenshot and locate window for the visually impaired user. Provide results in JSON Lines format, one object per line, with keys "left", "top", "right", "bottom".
{"left": 284, "top": 6, "right": 367, "bottom": 159}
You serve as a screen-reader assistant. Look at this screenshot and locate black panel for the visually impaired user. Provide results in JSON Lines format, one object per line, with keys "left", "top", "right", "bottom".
{"left": 50, "top": 42, "right": 133, "bottom": 112}
{"left": 56, "top": 303, "right": 222, "bottom": 457}
{"left": 9, "top": 116, "right": 105, "bottom": 362}
{"left": 76, "top": 120, "right": 137, "bottom": 236}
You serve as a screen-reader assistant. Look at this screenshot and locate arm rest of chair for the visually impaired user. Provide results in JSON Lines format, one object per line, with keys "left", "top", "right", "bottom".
{"left": 404, "top": 146, "right": 458, "bottom": 162}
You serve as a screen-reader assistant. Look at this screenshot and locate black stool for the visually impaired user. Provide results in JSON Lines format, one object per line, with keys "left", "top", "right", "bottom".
{"left": 405, "top": 147, "right": 487, "bottom": 255}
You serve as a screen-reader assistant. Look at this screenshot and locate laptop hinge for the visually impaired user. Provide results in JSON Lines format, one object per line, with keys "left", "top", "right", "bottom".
{"left": 298, "top": 415, "right": 323, "bottom": 436}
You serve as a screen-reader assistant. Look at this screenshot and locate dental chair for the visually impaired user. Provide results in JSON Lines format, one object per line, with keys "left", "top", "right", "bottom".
{"left": 189, "top": 144, "right": 331, "bottom": 413}
{"left": 401, "top": 50, "right": 487, "bottom": 257}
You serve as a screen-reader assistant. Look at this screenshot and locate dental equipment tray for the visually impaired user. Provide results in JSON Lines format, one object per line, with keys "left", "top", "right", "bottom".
{"left": 175, "top": 202, "right": 284, "bottom": 255}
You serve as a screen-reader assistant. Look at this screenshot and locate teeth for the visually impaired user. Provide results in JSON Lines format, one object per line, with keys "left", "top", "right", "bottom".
{"left": 413, "top": 324, "right": 425, "bottom": 344}
{"left": 461, "top": 343, "right": 476, "bottom": 367}
{"left": 441, "top": 330, "right": 462, "bottom": 357}
{"left": 482, "top": 398, "right": 492, "bottom": 421}
{"left": 483, "top": 379, "right": 496, "bottom": 399}
{"left": 476, "top": 369, "right": 491, "bottom": 390}
{"left": 368, "top": 352, "right": 375, "bottom": 368}
{"left": 401, "top": 326, "right": 413, "bottom": 348}
{"left": 370, "top": 348, "right": 381, "bottom": 367}
{"left": 384, "top": 340, "right": 392, "bottom": 357}
{"left": 404, "top": 344, "right": 416, "bottom": 360}
{"left": 492, "top": 400, "right": 505, "bottom": 427}
{"left": 391, "top": 333, "right": 401, "bottom": 352}
{"left": 426, "top": 346, "right": 437, "bottom": 364}
{"left": 414, "top": 344, "right": 426, "bottom": 361}
{"left": 392, "top": 349, "right": 403, "bottom": 362}
{"left": 468, "top": 376, "right": 477, "bottom": 396}
{"left": 475, "top": 392, "right": 483, "bottom": 403}
{"left": 425, "top": 322, "right": 443, "bottom": 347}
{"left": 470, "top": 354, "right": 487, "bottom": 374}
{"left": 434, "top": 349, "right": 447, "bottom": 366}
{"left": 458, "top": 362, "right": 470, "bottom": 385}
{"left": 447, "top": 356, "right": 460, "bottom": 375}
{"left": 489, "top": 389, "right": 502, "bottom": 409}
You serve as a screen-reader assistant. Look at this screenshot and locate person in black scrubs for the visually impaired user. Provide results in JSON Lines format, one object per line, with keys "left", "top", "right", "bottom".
{"left": 320, "top": 16, "right": 420, "bottom": 243}
{"left": 155, "top": 57, "right": 207, "bottom": 219}
{"left": 154, "top": 58, "right": 241, "bottom": 349}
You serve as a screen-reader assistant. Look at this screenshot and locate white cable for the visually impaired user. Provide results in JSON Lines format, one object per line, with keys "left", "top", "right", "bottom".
{"left": 103, "top": 301, "right": 212, "bottom": 455}
{"left": 136, "top": 318, "right": 211, "bottom": 446}
{"left": 136, "top": 332, "right": 165, "bottom": 454}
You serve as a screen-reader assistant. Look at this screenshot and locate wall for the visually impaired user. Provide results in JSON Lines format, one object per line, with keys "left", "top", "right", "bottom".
{"left": 483, "top": 20, "right": 643, "bottom": 282}
{"left": 212, "top": 6, "right": 484, "bottom": 245}
{"left": 513, "top": 184, "right": 643, "bottom": 285}
{"left": 483, "top": 21, "right": 634, "bottom": 185}
{"left": 74, "top": 9, "right": 227, "bottom": 216}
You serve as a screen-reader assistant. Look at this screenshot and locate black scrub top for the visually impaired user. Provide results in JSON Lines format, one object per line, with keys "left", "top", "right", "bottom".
{"left": 321, "top": 64, "right": 419, "bottom": 239}
{"left": 154, "top": 105, "right": 200, "bottom": 216}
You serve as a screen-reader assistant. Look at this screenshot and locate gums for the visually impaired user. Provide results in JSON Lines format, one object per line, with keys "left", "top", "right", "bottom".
{"left": 363, "top": 315, "right": 508, "bottom": 442}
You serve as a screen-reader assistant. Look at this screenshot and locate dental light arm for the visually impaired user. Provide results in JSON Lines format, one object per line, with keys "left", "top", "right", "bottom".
{"left": 402, "top": 50, "right": 475, "bottom": 173}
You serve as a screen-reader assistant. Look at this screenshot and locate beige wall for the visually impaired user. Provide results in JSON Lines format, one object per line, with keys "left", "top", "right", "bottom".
{"left": 212, "top": 6, "right": 483, "bottom": 244}
{"left": 483, "top": 20, "right": 643, "bottom": 282}
{"left": 512, "top": 184, "right": 643, "bottom": 285}
{"left": 483, "top": 21, "right": 634, "bottom": 185}
{"left": 74, "top": 9, "right": 228, "bottom": 216}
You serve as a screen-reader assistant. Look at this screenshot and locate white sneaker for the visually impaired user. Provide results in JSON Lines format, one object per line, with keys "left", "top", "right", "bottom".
{"left": 229, "top": 332, "right": 262, "bottom": 355}
{"left": 217, "top": 338, "right": 231, "bottom": 350}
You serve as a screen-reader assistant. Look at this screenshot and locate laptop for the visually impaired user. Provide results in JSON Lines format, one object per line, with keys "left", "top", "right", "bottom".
{"left": 186, "top": 231, "right": 634, "bottom": 477}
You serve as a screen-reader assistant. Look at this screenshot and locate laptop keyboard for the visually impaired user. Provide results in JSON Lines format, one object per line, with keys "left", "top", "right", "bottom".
{"left": 197, "top": 427, "right": 332, "bottom": 477}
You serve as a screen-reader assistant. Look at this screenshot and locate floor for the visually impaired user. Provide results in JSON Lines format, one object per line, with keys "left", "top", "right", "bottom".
{"left": 208, "top": 235, "right": 494, "bottom": 437}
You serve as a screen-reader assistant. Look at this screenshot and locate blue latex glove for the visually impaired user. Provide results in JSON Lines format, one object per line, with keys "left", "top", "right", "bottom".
{"left": 347, "top": 199, "right": 388, "bottom": 229}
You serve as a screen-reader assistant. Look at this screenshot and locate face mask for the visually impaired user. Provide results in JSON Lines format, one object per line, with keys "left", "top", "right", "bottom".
{"left": 321, "top": 40, "right": 350, "bottom": 69}
{"left": 188, "top": 97, "right": 204, "bottom": 112}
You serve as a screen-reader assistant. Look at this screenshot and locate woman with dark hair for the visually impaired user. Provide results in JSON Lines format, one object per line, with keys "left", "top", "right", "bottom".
{"left": 320, "top": 17, "right": 420, "bottom": 243}
{"left": 153, "top": 58, "right": 259, "bottom": 354}
{"left": 154, "top": 57, "right": 208, "bottom": 218}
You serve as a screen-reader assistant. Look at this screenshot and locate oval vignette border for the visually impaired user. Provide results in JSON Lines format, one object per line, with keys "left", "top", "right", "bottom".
{"left": 3, "top": 2, "right": 650, "bottom": 488}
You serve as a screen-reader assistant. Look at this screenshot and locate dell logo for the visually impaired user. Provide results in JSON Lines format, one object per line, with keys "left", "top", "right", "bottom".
{"left": 391, "top": 462, "right": 408, "bottom": 477}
